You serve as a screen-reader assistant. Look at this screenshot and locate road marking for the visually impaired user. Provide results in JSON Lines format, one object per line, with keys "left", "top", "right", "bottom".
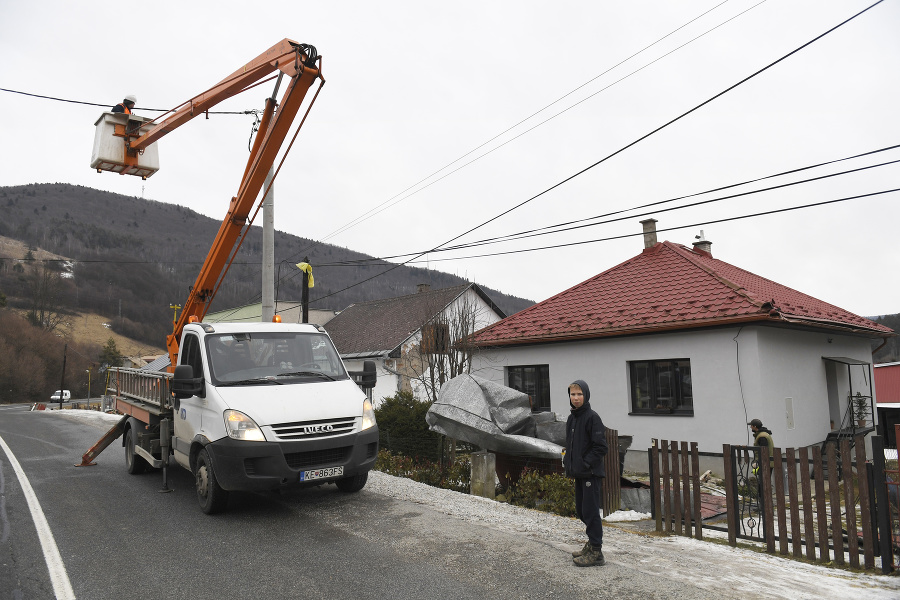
{"left": 0, "top": 434, "right": 76, "bottom": 600}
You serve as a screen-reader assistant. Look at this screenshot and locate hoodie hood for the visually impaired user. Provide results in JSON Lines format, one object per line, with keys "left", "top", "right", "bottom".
{"left": 568, "top": 379, "right": 591, "bottom": 410}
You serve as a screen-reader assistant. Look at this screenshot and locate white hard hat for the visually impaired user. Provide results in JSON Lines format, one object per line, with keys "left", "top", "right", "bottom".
{"left": 124, "top": 94, "right": 137, "bottom": 104}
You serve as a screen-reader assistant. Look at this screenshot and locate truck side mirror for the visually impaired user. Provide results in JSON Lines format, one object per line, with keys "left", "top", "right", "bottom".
{"left": 349, "top": 360, "right": 377, "bottom": 390}
{"left": 172, "top": 364, "right": 204, "bottom": 399}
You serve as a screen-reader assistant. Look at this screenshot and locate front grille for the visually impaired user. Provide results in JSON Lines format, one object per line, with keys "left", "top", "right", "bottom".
{"left": 243, "top": 446, "right": 351, "bottom": 475}
{"left": 284, "top": 446, "right": 351, "bottom": 469}
{"left": 270, "top": 416, "right": 356, "bottom": 441}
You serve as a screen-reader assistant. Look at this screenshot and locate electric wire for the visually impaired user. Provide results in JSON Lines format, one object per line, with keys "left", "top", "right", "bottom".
{"left": 287, "top": 0, "right": 765, "bottom": 264}
{"left": 318, "top": 146, "right": 900, "bottom": 264}
{"left": 0, "top": 87, "right": 255, "bottom": 115}
{"left": 281, "top": 1, "right": 887, "bottom": 305}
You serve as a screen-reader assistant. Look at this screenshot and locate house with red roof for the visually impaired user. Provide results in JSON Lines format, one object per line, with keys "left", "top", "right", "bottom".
{"left": 470, "top": 220, "right": 894, "bottom": 471}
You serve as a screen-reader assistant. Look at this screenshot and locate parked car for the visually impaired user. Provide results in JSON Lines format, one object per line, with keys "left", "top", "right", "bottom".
{"left": 50, "top": 390, "right": 71, "bottom": 401}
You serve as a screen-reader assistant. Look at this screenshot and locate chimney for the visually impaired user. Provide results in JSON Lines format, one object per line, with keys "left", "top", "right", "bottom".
{"left": 640, "top": 218, "right": 658, "bottom": 249}
{"left": 692, "top": 230, "right": 713, "bottom": 257}
{"left": 417, "top": 283, "right": 431, "bottom": 294}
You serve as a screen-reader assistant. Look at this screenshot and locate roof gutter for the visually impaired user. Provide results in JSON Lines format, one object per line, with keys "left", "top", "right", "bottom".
{"left": 472, "top": 312, "right": 893, "bottom": 349}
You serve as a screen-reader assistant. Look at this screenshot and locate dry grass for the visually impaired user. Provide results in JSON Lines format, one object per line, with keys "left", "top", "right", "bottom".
{"left": 57, "top": 311, "right": 165, "bottom": 359}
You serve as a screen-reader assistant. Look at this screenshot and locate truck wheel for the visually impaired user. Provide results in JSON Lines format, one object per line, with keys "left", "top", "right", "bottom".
{"left": 195, "top": 448, "right": 229, "bottom": 514}
{"left": 125, "top": 429, "right": 148, "bottom": 475}
{"left": 335, "top": 471, "right": 368, "bottom": 493}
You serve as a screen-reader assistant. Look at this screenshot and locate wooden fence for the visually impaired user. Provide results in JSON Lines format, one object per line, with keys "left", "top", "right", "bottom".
{"left": 652, "top": 435, "right": 898, "bottom": 573}
{"left": 650, "top": 439, "right": 703, "bottom": 539}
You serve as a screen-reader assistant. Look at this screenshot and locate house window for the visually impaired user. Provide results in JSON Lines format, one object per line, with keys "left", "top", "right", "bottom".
{"left": 421, "top": 323, "right": 450, "bottom": 354}
{"left": 507, "top": 365, "right": 550, "bottom": 412}
{"left": 629, "top": 359, "right": 693, "bottom": 415}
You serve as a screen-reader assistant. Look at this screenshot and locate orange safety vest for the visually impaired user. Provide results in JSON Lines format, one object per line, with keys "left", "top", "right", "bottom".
{"left": 114, "top": 103, "right": 132, "bottom": 115}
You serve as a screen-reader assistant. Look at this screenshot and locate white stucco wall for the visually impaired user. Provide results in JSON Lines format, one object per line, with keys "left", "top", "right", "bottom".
{"left": 341, "top": 357, "right": 398, "bottom": 407}
{"left": 471, "top": 324, "right": 877, "bottom": 460}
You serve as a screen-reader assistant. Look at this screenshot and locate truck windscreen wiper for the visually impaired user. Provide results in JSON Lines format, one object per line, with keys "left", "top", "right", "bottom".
{"left": 218, "top": 377, "right": 284, "bottom": 386}
{"left": 277, "top": 371, "right": 336, "bottom": 381}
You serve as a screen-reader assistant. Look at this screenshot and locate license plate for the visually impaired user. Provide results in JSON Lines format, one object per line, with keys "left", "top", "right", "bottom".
{"left": 300, "top": 466, "right": 343, "bottom": 482}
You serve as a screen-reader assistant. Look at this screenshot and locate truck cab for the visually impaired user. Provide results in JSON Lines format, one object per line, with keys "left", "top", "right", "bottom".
{"left": 50, "top": 390, "right": 71, "bottom": 402}
{"left": 168, "top": 321, "right": 378, "bottom": 513}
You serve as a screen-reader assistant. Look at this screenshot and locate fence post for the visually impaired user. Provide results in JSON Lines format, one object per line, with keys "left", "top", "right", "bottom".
{"left": 723, "top": 443, "right": 737, "bottom": 547}
{"left": 855, "top": 437, "right": 874, "bottom": 569}
{"left": 651, "top": 439, "right": 662, "bottom": 532}
{"left": 827, "top": 442, "right": 844, "bottom": 565}
{"left": 681, "top": 441, "right": 692, "bottom": 538}
{"left": 811, "top": 446, "right": 829, "bottom": 562}
{"left": 691, "top": 442, "right": 702, "bottom": 541}
{"left": 785, "top": 448, "right": 801, "bottom": 558}
{"left": 800, "top": 446, "right": 828, "bottom": 561}
{"left": 842, "top": 439, "right": 859, "bottom": 568}
{"left": 773, "top": 448, "right": 788, "bottom": 555}
{"left": 662, "top": 439, "right": 672, "bottom": 533}
{"left": 671, "top": 440, "right": 682, "bottom": 536}
{"left": 871, "top": 435, "right": 894, "bottom": 574}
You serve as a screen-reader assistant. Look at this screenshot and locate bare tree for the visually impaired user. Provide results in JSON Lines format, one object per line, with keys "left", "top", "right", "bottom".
{"left": 399, "top": 291, "right": 486, "bottom": 405}
{"left": 25, "top": 262, "right": 65, "bottom": 331}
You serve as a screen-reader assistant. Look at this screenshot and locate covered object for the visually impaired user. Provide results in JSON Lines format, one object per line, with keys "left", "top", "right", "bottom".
{"left": 425, "top": 374, "right": 564, "bottom": 459}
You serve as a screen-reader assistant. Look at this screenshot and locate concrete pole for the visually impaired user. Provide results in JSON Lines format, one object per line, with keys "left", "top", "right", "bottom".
{"left": 262, "top": 166, "right": 275, "bottom": 322}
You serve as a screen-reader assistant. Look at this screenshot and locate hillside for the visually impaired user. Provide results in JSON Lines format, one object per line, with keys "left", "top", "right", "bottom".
{"left": 0, "top": 183, "right": 534, "bottom": 348}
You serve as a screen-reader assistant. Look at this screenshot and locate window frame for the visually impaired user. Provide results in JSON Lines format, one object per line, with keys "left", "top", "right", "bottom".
{"left": 628, "top": 358, "right": 693, "bottom": 416}
{"left": 506, "top": 364, "right": 551, "bottom": 412}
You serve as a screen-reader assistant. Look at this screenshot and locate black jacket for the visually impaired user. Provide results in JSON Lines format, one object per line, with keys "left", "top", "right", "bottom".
{"left": 563, "top": 379, "right": 608, "bottom": 479}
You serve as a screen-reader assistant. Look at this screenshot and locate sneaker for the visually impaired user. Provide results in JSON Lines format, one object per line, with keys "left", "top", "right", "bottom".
{"left": 573, "top": 546, "right": 605, "bottom": 567}
{"left": 572, "top": 541, "right": 591, "bottom": 558}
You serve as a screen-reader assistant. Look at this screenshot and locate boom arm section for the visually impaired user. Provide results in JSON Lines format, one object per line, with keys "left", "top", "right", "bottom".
{"left": 163, "top": 41, "right": 323, "bottom": 370}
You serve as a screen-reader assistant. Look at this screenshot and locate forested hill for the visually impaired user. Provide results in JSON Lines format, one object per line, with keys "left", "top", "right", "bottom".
{"left": 0, "top": 183, "right": 534, "bottom": 347}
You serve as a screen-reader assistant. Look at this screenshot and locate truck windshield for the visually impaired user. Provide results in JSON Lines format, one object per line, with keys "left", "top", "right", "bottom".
{"left": 206, "top": 332, "right": 348, "bottom": 385}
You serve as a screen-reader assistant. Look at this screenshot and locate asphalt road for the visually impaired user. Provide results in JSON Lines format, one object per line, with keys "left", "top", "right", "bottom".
{"left": 3, "top": 405, "right": 896, "bottom": 600}
{"left": 0, "top": 404, "right": 714, "bottom": 600}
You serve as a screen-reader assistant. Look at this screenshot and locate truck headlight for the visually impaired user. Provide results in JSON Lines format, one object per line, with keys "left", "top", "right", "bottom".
{"left": 224, "top": 410, "right": 266, "bottom": 441}
{"left": 361, "top": 398, "right": 376, "bottom": 430}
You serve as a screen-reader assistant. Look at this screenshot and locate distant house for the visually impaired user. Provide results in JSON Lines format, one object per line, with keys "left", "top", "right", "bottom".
{"left": 470, "top": 220, "right": 894, "bottom": 471}
{"left": 204, "top": 301, "right": 339, "bottom": 326}
{"left": 874, "top": 362, "right": 900, "bottom": 450}
{"left": 324, "top": 283, "right": 507, "bottom": 405}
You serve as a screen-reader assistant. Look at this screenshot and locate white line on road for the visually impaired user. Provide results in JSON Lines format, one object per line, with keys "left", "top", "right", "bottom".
{"left": 0, "top": 433, "right": 76, "bottom": 600}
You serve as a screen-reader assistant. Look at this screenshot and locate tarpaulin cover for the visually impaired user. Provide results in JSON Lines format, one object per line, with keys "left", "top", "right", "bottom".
{"left": 425, "top": 374, "right": 564, "bottom": 458}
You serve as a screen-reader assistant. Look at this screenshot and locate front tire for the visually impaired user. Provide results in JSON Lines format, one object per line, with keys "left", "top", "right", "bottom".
{"left": 125, "top": 428, "right": 148, "bottom": 475}
{"left": 195, "top": 448, "right": 229, "bottom": 514}
{"left": 335, "top": 471, "right": 368, "bottom": 493}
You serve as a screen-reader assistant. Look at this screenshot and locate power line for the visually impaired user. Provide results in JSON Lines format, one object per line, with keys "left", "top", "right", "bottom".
{"left": 297, "top": 0, "right": 886, "bottom": 305}
{"left": 391, "top": 187, "right": 900, "bottom": 264}
{"left": 285, "top": 0, "right": 762, "bottom": 262}
{"left": 0, "top": 87, "right": 254, "bottom": 115}
{"left": 319, "top": 145, "right": 900, "bottom": 264}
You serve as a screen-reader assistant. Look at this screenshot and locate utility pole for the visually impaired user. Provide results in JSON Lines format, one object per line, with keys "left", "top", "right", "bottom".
{"left": 262, "top": 166, "right": 275, "bottom": 322}
{"left": 58, "top": 343, "right": 67, "bottom": 410}
{"left": 301, "top": 256, "right": 310, "bottom": 324}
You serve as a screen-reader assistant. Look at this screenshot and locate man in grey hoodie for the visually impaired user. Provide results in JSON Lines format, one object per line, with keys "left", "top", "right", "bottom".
{"left": 563, "top": 379, "right": 608, "bottom": 567}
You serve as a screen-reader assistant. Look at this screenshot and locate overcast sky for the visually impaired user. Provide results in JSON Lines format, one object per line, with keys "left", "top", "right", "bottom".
{"left": 1, "top": 1, "right": 898, "bottom": 317}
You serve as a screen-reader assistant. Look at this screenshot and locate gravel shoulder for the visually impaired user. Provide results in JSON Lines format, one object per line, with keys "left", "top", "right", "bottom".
{"left": 364, "top": 471, "right": 900, "bottom": 599}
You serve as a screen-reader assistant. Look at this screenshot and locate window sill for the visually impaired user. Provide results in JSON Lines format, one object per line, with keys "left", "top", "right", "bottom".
{"left": 628, "top": 411, "right": 694, "bottom": 417}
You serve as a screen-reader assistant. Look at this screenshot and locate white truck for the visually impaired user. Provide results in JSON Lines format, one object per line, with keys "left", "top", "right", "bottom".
{"left": 50, "top": 390, "right": 71, "bottom": 402}
{"left": 94, "top": 322, "right": 378, "bottom": 513}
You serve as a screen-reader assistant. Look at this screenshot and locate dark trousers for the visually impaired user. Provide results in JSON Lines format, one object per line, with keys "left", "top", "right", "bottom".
{"left": 575, "top": 476, "right": 604, "bottom": 547}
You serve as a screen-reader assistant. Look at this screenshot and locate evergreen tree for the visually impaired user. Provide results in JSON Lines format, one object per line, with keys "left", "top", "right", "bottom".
{"left": 100, "top": 337, "right": 124, "bottom": 367}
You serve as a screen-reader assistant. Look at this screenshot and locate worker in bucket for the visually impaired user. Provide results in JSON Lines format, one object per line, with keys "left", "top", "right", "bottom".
{"left": 563, "top": 379, "right": 608, "bottom": 567}
{"left": 112, "top": 94, "right": 137, "bottom": 114}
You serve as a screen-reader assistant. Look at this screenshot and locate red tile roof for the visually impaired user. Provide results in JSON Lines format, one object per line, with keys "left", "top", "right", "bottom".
{"left": 471, "top": 241, "right": 893, "bottom": 346}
